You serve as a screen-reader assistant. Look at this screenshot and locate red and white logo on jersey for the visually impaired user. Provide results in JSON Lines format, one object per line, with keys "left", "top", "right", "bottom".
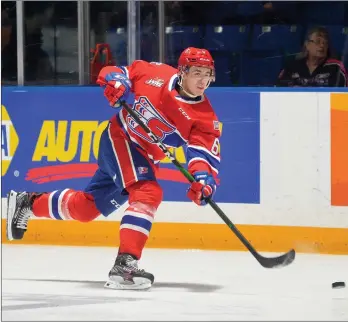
{"left": 145, "top": 78, "right": 164, "bottom": 88}
{"left": 138, "top": 166, "right": 148, "bottom": 174}
{"left": 127, "top": 96, "right": 176, "bottom": 143}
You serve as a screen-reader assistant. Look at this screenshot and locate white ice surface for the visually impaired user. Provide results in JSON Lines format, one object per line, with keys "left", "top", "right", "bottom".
{"left": 2, "top": 245, "right": 348, "bottom": 321}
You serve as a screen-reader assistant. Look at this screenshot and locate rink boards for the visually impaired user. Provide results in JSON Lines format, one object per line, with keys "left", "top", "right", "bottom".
{"left": 1, "top": 87, "right": 348, "bottom": 254}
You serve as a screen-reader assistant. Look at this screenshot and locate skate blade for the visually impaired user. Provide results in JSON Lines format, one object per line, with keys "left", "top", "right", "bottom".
{"left": 104, "top": 276, "right": 152, "bottom": 291}
{"left": 6, "top": 190, "right": 17, "bottom": 241}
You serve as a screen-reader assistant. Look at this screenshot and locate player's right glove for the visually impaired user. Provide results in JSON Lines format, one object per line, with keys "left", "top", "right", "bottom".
{"left": 97, "top": 72, "right": 132, "bottom": 108}
{"left": 187, "top": 171, "right": 216, "bottom": 206}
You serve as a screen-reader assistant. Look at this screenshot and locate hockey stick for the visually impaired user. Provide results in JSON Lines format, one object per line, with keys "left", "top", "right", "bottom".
{"left": 120, "top": 100, "right": 295, "bottom": 269}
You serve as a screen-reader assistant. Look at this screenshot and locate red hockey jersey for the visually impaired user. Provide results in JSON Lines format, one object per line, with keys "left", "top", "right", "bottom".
{"left": 99, "top": 60, "right": 221, "bottom": 177}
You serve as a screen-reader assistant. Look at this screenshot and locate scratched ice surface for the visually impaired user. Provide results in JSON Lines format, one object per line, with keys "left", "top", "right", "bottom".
{"left": 2, "top": 245, "right": 348, "bottom": 321}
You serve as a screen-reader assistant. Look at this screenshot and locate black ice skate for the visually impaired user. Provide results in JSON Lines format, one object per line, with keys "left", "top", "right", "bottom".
{"left": 104, "top": 253, "right": 154, "bottom": 290}
{"left": 6, "top": 190, "right": 39, "bottom": 241}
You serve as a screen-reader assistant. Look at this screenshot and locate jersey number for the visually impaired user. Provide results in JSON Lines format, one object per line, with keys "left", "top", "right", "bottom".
{"left": 126, "top": 96, "right": 175, "bottom": 143}
{"left": 211, "top": 138, "right": 220, "bottom": 156}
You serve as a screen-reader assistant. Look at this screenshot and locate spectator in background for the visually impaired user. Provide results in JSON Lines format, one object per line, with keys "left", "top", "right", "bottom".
{"left": 252, "top": 1, "right": 293, "bottom": 24}
{"left": 277, "top": 26, "right": 347, "bottom": 87}
{"left": 2, "top": 5, "right": 13, "bottom": 51}
{"left": 165, "top": 1, "right": 185, "bottom": 25}
{"left": 2, "top": 2, "right": 54, "bottom": 83}
{"left": 222, "top": 1, "right": 296, "bottom": 25}
{"left": 169, "top": 1, "right": 205, "bottom": 26}
{"left": 2, "top": 2, "right": 16, "bottom": 83}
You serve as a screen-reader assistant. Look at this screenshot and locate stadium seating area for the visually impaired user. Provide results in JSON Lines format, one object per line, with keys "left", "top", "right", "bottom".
{"left": 164, "top": 24, "right": 347, "bottom": 86}
{"left": 163, "top": 2, "right": 348, "bottom": 86}
{"left": 2, "top": 1, "right": 348, "bottom": 86}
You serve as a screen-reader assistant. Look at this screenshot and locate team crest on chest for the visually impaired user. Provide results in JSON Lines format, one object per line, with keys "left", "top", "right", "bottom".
{"left": 126, "top": 96, "right": 176, "bottom": 143}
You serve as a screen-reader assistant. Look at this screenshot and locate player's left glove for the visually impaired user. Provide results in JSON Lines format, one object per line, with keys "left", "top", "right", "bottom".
{"left": 96, "top": 72, "right": 132, "bottom": 108}
{"left": 187, "top": 171, "right": 216, "bottom": 206}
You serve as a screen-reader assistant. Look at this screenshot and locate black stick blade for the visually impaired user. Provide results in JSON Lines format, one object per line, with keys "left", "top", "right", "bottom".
{"left": 257, "top": 249, "right": 296, "bottom": 269}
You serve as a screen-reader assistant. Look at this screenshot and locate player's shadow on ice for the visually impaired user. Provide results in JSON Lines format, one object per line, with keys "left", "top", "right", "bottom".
{"left": 4, "top": 278, "right": 223, "bottom": 293}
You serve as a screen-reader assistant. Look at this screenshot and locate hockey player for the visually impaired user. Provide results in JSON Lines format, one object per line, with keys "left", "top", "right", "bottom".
{"left": 6, "top": 47, "right": 221, "bottom": 290}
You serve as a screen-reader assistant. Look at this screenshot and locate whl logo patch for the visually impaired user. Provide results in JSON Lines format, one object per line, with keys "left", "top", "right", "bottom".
{"left": 145, "top": 78, "right": 164, "bottom": 88}
{"left": 1, "top": 105, "right": 19, "bottom": 176}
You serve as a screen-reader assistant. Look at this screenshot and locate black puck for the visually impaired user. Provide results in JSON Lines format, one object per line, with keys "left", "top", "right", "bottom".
{"left": 332, "top": 281, "right": 345, "bottom": 289}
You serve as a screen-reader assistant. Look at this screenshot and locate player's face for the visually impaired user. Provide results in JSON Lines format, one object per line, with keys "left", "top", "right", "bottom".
{"left": 182, "top": 66, "right": 213, "bottom": 96}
